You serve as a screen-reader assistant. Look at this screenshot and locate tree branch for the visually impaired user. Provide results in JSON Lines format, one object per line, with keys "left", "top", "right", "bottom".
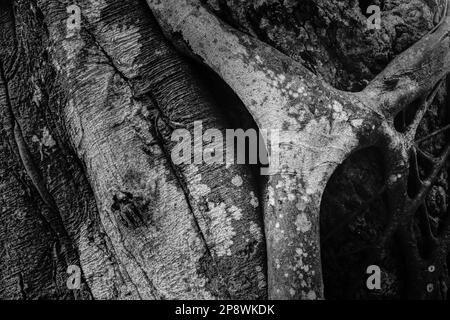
{"left": 407, "top": 79, "right": 444, "bottom": 141}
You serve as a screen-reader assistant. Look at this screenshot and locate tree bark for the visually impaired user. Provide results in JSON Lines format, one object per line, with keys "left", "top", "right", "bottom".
{"left": 0, "top": 0, "right": 449, "bottom": 300}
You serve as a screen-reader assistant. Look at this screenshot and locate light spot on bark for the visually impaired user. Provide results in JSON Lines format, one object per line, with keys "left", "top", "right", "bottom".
{"left": 389, "top": 174, "right": 401, "bottom": 183}
{"left": 295, "top": 212, "right": 312, "bottom": 233}
{"left": 287, "top": 193, "right": 296, "bottom": 201}
{"left": 77, "top": 221, "right": 127, "bottom": 299}
{"left": 32, "top": 128, "right": 57, "bottom": 160}
{"left": 32, "top": 128, "right": 56, "bottom": 149}
{"left": 62, "top": 37, "right": 85, "bottom": 73}
{"left": 85, "top": 0, "right": 107, "bottom": 20}
{"left": 41, "top": 128, "right": 56, "bottom": 148}
{"left": 351, "top": 119, "right": 364, "bottom": 127}
{"left": 100, "top": 24, "right": 144, "bottom": 77}
{"left": 268, "top": 186, "right": 275, "bottom": 206}
{"left": 332, "top": 100, "right": 343, "bottom": 113}
{"left": 228, "top": 205, "right": 243, "bottom": 220}
{"left": 306, "top": 290, "right": 317, "bottom": 300}
{"left": 332, "top": 101, "right": 348, "bottom": 122}
{"left": 296, "top": 199, "right": 307, "bottom": 211}
{"left": 187, "top": 165, "right": 211, "bottom": 200}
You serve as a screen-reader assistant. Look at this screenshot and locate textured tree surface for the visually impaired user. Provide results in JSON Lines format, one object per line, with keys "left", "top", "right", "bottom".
{"left": 0, "top": 0, "right": 449, "bottom": 300}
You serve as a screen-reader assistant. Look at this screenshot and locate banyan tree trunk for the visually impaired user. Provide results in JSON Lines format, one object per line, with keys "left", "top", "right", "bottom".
{"left": 0, "top": 0, "right": 449, "bottom": 300}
